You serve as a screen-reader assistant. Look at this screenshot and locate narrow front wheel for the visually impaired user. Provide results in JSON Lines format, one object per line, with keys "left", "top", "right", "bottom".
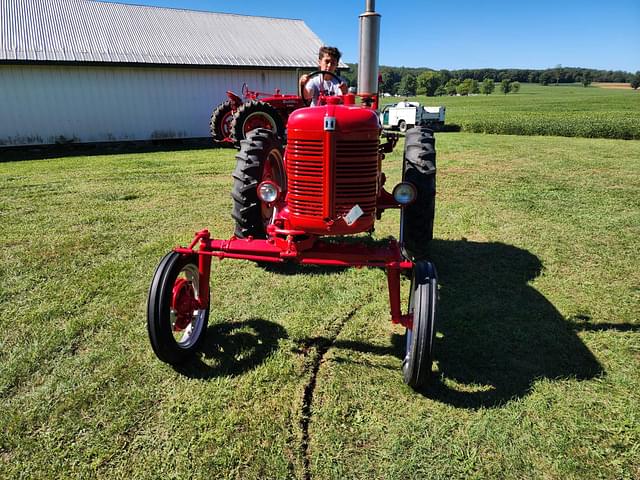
{"left": 402, "top": 261, "right": 438, "bottom": 389}
{"left": 147, "top": 252, "right": 210, "bottom": 365}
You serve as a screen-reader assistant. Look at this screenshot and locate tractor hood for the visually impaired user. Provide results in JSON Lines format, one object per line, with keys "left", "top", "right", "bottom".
{"left": 287, "top": 102, "right": 381, "bottom": 136}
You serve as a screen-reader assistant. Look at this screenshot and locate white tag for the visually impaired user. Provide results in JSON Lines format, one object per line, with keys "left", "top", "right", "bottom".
{"left": 344, "top": 204, "right": 364, "bottom": 226}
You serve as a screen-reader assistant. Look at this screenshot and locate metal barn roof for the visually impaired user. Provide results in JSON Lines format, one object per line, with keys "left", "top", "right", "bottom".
{"left": 0, "top": 0, "right": 326, "bottom": 68}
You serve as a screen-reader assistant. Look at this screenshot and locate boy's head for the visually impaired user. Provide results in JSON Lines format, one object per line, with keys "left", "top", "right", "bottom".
{"left": 317, "top": 46, "right": 342, "bottom": 72}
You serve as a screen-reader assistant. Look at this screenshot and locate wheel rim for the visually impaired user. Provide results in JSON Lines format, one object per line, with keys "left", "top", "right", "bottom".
{"left": 220, "top": 110, "right": 233, "bottom": 138}
{"left": 260, "top": 148, "right": 285, "bottom": 226}
{"left": 243, "top": 112, "right": 276, "bottom": 135}
{"left": 403, "top": 275, "right": 416, "bottom": 368}
{"left": 170, "top": 263, "right": 207, "bottom": 348}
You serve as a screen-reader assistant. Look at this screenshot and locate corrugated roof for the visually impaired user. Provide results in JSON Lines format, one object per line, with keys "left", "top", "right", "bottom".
{"left": 0, "top": 0, "right": 330, "bottom": 67}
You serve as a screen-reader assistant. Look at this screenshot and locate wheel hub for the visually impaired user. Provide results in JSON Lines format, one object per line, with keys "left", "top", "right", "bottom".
{"left": 221, "top": 112, "right": 233, "bottom": 137}
{"left": 172, "top": 278, "right": 198, "bottom": 331}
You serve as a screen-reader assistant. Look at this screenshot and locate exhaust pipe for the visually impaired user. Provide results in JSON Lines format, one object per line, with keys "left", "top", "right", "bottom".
{"left": 357, "top": 0, "right": 381, "bottom": 97}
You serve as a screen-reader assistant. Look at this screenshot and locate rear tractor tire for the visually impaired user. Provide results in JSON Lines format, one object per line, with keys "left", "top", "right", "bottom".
{"left": 401, "top": 126, "right": 436, "bottom": 260}
{"left": 209, "top": 100, "right": 234, "bottom": 143}
{"left": 230, "top": 100, "right": 285, "bottom": 145}
{"left": 231, "top": 128, "right": 286, "bottom": 238}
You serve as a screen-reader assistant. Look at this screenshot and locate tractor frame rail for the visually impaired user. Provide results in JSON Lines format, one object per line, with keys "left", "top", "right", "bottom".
{"left": 174, "top": 229, "right": 414, "bottom": 328}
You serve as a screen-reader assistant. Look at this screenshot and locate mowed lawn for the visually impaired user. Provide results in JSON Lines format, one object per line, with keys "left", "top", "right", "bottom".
{"left": 1, "top": 132, "right": 639, "bottom": 479}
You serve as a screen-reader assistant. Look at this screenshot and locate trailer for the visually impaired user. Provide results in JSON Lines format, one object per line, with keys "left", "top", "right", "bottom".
{"left": 380, "top": 101, "right": 445, "bottom": 132}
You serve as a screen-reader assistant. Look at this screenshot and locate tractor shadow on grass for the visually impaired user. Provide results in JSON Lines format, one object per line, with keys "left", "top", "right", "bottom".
{"left": 302, "top": 239, "right": 608, "bottom": 409}
{"left": 174, "top": 319, "right": 288, "bottom": 379}
{"left": 410, "top": 238, "right": 605, "bottom": 409}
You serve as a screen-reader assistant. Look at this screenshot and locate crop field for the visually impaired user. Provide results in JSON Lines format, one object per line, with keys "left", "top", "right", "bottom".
{"left": 383, "top": 83, "right": 640, "bottom": 139}
{"left": 1, "top": 122, "right": 639, "bottom": 478}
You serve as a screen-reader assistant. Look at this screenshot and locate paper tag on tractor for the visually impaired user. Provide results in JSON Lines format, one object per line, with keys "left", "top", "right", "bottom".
{"left": 344, "top": 204, "right": 364, "bottom": 226}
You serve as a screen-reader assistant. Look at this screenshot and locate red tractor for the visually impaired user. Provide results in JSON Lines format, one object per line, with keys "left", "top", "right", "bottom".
{"left": 149, "top": 0, "right": 438, "bottom": 389}
{"left": 210, "top": 83, "right": 305, "bottom": 146}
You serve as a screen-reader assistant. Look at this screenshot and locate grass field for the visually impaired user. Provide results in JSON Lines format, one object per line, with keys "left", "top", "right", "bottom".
{"left": 1, "top": 130, "right": 639, "bottom": 478}
{"left": 383, "top": 83, "right": 640, "bottom": 139}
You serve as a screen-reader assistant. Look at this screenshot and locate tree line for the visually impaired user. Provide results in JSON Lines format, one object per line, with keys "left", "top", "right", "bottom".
{"left": 340, "top": 65, "right": 640, "bottom": 95}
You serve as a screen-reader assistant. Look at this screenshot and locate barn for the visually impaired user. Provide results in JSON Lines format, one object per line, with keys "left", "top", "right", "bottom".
{"left": 0, "top": 0, "right": 329, "bottom": 146}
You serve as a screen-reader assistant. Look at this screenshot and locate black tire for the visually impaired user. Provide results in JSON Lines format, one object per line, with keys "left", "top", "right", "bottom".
{"left": 398, "top": 120, "right": 407, "bottom": 133}
{"left": 147, "top": 252, "right": 209, "bottom": 365}
{"left": 209, "top": 100, "right": 234, "bottom": 142}
{"left": 230, "top": 100, "right": 285, "bottom": 145}
{"left": 401, "top": 126, "right": 436, "bottom": 260}
{"left": 403, "top": 260, "right": 438, "bottom": 389}
{"left": 231, "top": 128, "right": 285, "bottom": 238}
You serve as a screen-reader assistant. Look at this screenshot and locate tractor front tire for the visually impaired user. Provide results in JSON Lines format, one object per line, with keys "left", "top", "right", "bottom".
{"left": 209, "top": 100, "right": 234, "bottom": 143}
{"left": 231, "top": 128, "right": 285, "bottom": 238}
{"left": 402, "top": 126, "right": 436, "bottom": 260}
{"left": 147, "top": 252, "right": 210, "bottom": 365}
{"left": 230, "top": 100, "right": 285, "bottom": 145}
{"left": 403, "top": 260, "right": 438, "bottom": 389}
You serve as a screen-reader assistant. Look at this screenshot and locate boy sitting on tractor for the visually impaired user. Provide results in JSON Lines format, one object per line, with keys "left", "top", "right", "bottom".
{"left": 299, "top": 46, "right": 348, "bottom": 106}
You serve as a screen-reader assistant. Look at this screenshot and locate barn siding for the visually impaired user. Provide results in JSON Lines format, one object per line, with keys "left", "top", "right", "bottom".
{"left": 0, "top": 64, "right": 300, "bottom": 145}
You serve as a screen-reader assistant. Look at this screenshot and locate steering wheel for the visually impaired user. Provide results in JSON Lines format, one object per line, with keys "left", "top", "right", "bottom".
{"left": 299, "top": 70, "right": 343, "bottom": 107}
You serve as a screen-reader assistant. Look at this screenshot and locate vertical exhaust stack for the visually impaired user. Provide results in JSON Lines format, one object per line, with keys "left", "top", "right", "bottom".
{"left": 357, "top": 0, "right": 381, "bottom": 100}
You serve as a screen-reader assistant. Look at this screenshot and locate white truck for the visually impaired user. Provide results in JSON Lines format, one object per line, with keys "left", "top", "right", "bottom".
{"left": 380, "top": 101, "right": 446, "bottom": 132}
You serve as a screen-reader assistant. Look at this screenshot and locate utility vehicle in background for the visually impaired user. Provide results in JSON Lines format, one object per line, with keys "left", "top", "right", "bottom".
{"left": 380, "top": 101, "right": 446, "bottom": 132}
{"left": 148, "top": 0, "right": 439, "bottom": 389}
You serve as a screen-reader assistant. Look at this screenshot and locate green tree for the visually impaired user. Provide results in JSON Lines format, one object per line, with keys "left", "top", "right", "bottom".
{"left": 580, "top": 71, "right": 592, "bottom": 87}
{"left": 416, "top": 71, "right": 442, "bottom": 96}
{"left": 480, "top": 78, "right": 495, "bottom": 95}
{"left": 539, "top": 72, "right": 551, "bottom": 86}
{"left": 456, "top": 78, "right": 476, "bottom": 96}
{"left": 379, "top": 67, "right": 400, "bottom": 95}
{"left": 500, "top": 78, "right": 512, "bottom": 94}
{"left": 553, "top": 65, "right": 562, "bottom": 85}
{"left": 439, "top": 69, "right": 452, "bottom": 83}
{"left": 470, "top": 79, "right": 480, "bottom": 94}
{"left": 341, "top": 64, "right": 357, "bottom": 90}
{"left": 630, "top": 71, "right": 640, "bottom": 90}
{"left": 434, "top": 84, "right": 447, "bottom": 96}
{"left": 398, "top": 73, "right": 417, "bottom": 96}
{"left": 511, "top": 81, "right": 521, "bottom": 93}
{"left": 444, "top": 78, "right": 459, "bottom": 95}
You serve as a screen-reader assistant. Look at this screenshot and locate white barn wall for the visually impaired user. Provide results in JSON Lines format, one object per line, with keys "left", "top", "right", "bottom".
{"left": 0, "top": 64, "right": 300, "bottom": 146}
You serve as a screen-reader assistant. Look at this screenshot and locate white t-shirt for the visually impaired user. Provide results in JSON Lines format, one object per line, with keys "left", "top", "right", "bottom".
{"left": 305, "top": 75, "right": 345, "bottom": 106}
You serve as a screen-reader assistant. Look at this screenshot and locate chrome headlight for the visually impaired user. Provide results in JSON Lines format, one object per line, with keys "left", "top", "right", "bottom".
{"left": 392, "top": 182, "right": 417, "bottom": 205}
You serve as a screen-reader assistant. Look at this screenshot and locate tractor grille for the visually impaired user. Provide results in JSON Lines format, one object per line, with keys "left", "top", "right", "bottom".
{"left": 286, "top": 137, "right": 379, "bottom": 219}
{"left": 335, "top": 139, "right": 378, "bottom": 216}
{"left": 287, "top": 138, "right": 324, "bottom": 216}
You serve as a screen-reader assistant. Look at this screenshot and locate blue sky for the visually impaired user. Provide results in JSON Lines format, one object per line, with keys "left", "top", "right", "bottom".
{"left": 110, "top": 0, "right": 639, "bottom": 72}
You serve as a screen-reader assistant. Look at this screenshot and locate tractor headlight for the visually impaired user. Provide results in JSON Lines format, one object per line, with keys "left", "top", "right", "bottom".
{"left": 392, "top": 182, "right": 417, "bottom": 205}
{"left": 257, "top": 181, "right": 280, "bottom": 203}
